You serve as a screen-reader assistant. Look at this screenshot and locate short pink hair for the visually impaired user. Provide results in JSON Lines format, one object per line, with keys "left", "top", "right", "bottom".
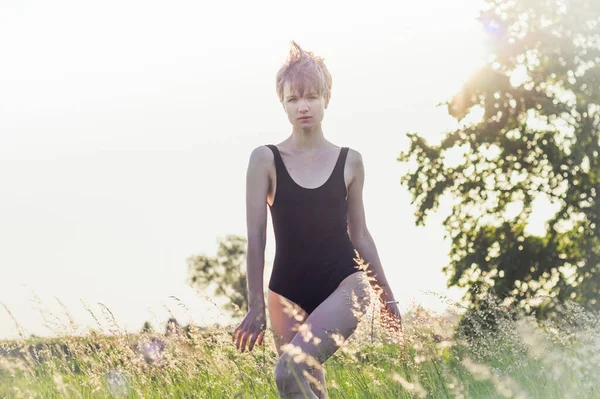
{"left": 276, "top": 41, "right": 333, "bottom": 106}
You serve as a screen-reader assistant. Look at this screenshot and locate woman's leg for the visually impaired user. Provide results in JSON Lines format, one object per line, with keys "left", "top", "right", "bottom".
{"left": 268, "top": 290, "right": 328, "bottom": 398}
{"left": 273, "top": 271, "right": 371, "bottom": 399}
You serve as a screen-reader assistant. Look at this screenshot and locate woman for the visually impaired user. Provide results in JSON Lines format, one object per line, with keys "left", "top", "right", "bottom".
{"left": 233, "top": 41, "right": 402, "bottom": 399}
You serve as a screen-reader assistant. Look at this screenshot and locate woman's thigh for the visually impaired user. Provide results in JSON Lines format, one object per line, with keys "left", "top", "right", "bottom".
{"left": 267, "top": 289, "right": 309, "bottom": 356}
{"left": 286, "top": 271, "right": 371, "bottom": 364}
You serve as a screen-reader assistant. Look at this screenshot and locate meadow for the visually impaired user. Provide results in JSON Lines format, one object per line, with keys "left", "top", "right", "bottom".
{"left": 1, "top": 292, "right": 599, "bottom": 399}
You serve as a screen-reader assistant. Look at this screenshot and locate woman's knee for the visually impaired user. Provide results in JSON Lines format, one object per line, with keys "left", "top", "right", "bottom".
{"left": 275, "top": 351, "right": 321, "bottom": 394}
{"left": 274, "top": 354, "right": 303, "bottom": 393}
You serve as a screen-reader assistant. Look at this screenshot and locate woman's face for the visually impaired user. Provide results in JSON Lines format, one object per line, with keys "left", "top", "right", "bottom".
{"left": 281, "top": 82, "right": 327, "bottom": 130}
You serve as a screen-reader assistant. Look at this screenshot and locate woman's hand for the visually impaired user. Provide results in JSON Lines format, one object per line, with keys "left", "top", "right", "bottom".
{"left": 381, "top": 300, "right": 403, "bottom": 336}
{"left": 232, "top": 306, "right": 267, "bottom": 352}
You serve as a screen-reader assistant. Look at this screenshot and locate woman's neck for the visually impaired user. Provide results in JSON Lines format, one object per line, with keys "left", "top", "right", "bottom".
{"left": 288, "top": 127, "right": 328, "bottom": 152}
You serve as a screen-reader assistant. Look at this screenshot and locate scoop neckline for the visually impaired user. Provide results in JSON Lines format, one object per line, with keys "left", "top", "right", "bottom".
{"left": 273, "top": 145, "right": 344, "bottom": 191}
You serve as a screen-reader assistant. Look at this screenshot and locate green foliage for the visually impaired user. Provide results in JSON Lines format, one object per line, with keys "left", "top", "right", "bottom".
{"left": 398, "top": 0, "right": 600, "bottom": 315}
{"left": 2, "top": 300, "right": 600, "bottom": 398}
{"left": 186, "top": 235, "right": 248, "bottom": 316}
{"left": 141, "top": 321, "right": 153, "bottom": 333}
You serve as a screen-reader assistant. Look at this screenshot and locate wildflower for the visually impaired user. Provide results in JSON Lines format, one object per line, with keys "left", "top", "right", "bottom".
{"left": 392, "top": 373, "right": 427, "bottom": 398}
{"left": 104, "top": 368, "right": 129, "bottom": 397}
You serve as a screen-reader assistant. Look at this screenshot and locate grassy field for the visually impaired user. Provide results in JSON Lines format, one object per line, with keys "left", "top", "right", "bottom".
{"left": 1, "top": 296, "right": 599, "bottom": 398}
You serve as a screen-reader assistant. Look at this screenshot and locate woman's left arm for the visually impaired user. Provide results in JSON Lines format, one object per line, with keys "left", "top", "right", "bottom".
{"left": 346, "top": 150, "right": 402, "bottom": 331}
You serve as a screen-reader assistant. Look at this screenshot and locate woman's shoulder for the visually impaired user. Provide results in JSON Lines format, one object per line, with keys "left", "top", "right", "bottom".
{"left": 247, "top": 145, "right": 275, "bottom": 168}
{"left": 250, "top": 144, "right": 275, "bottom": 158}
{"left": 328, "top": 142, "right": 358, "bottom": 155}
{"left": 345, "top": 147, "right": 363, "bottom": 166}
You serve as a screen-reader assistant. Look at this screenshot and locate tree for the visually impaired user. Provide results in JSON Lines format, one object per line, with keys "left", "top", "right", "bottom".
{"left": 186, "top": 235, "right": 248, "bottom": 316}
{"left": 399, "top": 0, "right": 600, "bottom": 316}
{"left": 141, "top": 321, "right": 154, "bottom": 333}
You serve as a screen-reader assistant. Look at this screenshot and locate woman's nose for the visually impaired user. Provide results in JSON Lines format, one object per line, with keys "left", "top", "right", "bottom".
{"left": 298, "top": 99, "right": 309, "bottom": 111}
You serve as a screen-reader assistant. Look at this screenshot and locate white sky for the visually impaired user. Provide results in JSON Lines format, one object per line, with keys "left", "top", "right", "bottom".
{"left": 0, "top": 0, "right": 490, "bottom": 340}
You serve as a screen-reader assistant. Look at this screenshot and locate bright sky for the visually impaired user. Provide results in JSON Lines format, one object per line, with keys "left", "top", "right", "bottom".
{"left": 0, "top": 0, "right": 489, "bottom": 340}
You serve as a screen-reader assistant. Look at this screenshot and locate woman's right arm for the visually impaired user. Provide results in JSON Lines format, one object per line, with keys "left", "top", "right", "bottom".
{"left": 234, "top": 146, "right": 271, "bottom": 352}
{"left": 245, "top": 146, "right": 271, "bottom": 310}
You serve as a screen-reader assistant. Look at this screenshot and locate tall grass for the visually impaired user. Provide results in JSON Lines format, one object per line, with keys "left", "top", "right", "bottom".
{"left": 1, "top": 290, "right": 599, "bottom": 398}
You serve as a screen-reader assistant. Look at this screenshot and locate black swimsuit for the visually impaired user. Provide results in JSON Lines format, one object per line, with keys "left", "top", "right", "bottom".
{"left": 266, "top": 144, "right": 363, "bottom": 315}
